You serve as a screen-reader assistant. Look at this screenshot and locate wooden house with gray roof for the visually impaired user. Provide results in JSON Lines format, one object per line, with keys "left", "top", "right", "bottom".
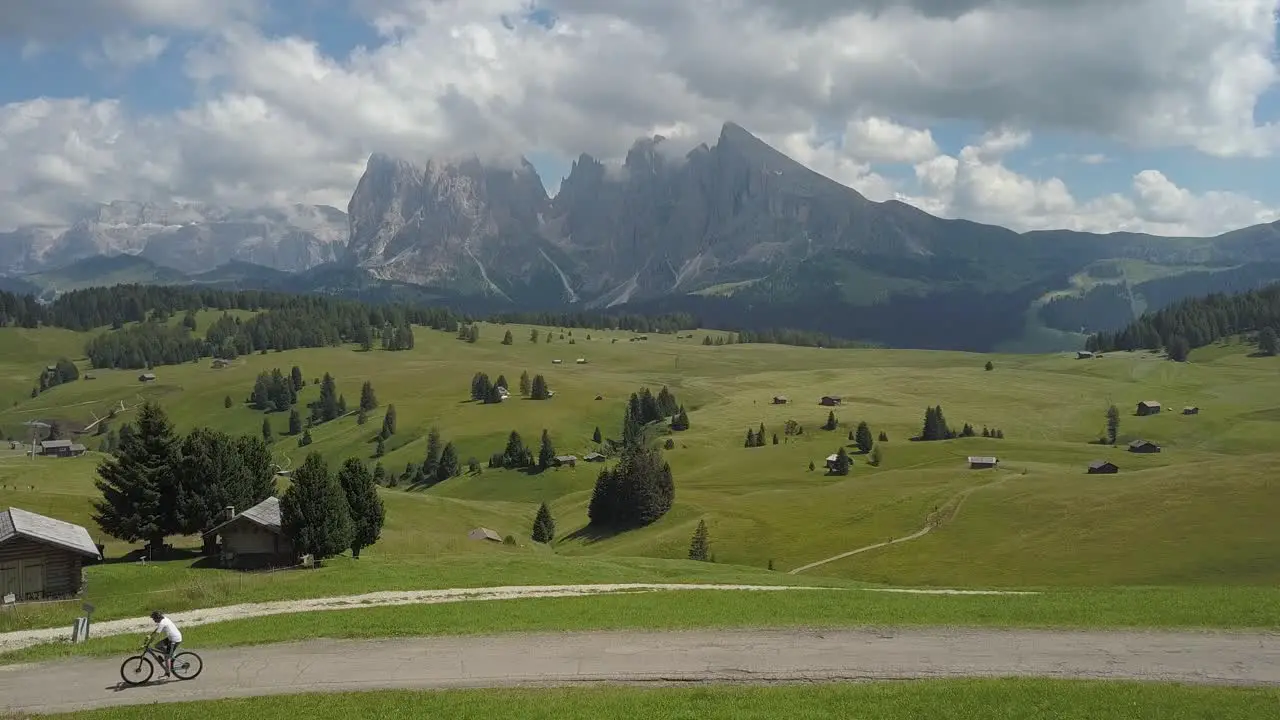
{"left": 202, "top": 497, "right": 295, "bottom": 570}
{"left": 0, "top": 507, "right": 102, "bottom": 603}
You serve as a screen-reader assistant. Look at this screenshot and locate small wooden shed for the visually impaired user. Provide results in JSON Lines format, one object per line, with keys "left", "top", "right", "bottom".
{"left": 1182, "top": 406, "right": 1200, "bottom": 415}
{"left": 1087, "top": 460, "right": 1119, "bottom": 474}
{"left": 202, "top": 497, "right": 295, "bottom": 570}
{"left": 968, "top": 456, "right": 999, "bottom": 469}
{"left": 468, "top": 527, "right": 502, "bottom": 543}
{"left": 0, "top": 507, "right": 102, "bottom": 602}
{"left": 1136, "top": 400, "right": 1162, "bottom": 416}
{"left": 1128, "top": 439, "right": 1161, "bottom": 453}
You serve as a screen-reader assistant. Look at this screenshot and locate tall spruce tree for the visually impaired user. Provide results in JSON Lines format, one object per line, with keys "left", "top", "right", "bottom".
{"left": 261, "top": 417, "right": 273, "bottom": 443}
{"left": 531, "top": 501, "right": 556, "bottom": 543}
{"left": 1259, "top": 326, "right": 1278, "bottom": 356}
{"left": 280, "top": 453, "right": 353, "bottom": 561}
{"left": 359, "top": 380, "right": 378, "bottom": 412}
{"left": 823, "top": 411, "right": 837, "bottom": 431}
{"left": 502, "top": 329, "right": 514, "bottom": 345}
{"left": 537, "top": 429, "right": 556, "bottom": 470}
{"left": 288, "top": 409, "right": 302, "bottom": 436}
{"left": 854, "top": 421, "right": 873, "bottom": 454}
{"left": 337, "top": 458, "right": 385, "bottom": 559}
{"left": 314, "top": 373, "right": 340, "bottom": 422}
{"left": 688, "top": 519, "right": 710, "bottom": 561}
{"left": 290, "top": 365, "right": 304, "bottom": 392}
{"left": 381, "top": 404, "right": 397, "bottom": 438}
{"left": 424, "top": 427, "right": 442, "bottom": 478}
{"left": 530, "top": 374, "right": 550, "bottom": 400}
{"left": 436, "top": 442, "right": 460, "bottom": 483}
{"left": 1106, "top": 404, "right": 1121, "bottom": 445}
{"left": 592, "top": 426, "right": 602, "bottom": 444}
{"left": 92, "top": 401, "right": 183, "bottom": 554}
{"left": 519, "top": 370, "right": 531, "bottom": 396}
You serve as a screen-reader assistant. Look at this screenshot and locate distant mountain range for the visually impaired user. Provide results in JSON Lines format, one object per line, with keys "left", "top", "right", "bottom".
{"left": 4, "top": 122, "right": 1280, "bottom": 351}
{"left": 0, "top": 201, "right": 347, "bottom": 277}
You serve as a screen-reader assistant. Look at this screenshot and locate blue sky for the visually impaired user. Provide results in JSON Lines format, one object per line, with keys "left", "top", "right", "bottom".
{"left": 1, "top": 0, "right": 1278, "bottom": 235}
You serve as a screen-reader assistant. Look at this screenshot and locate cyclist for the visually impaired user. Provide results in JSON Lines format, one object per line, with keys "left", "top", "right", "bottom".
{"left": 147, "top": 610, "right": 183, "bottom": 677}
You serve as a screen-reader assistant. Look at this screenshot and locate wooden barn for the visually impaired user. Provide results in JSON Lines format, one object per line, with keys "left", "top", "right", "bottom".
{"left": 968, "top": 456, "right": 999, "bottom": 469}
{"left": 468, "top": 527, "right": 502, "bottom": 543}
{"left": 0, "top": 507, "right": 102, "bottom": 603}
{"left": 1087, "top": 460, "right": 1119, "bottom": 474}
{"left": 1128, "top": 439, "right": 1161, "bottom": 453}
{"left": 819, "top": 395, "right": 842, "bottom": 406}
{"left": 1136, "top": 400, "right": 1162, "bottom": 416}
{"left": 1183, "top": 406, "right": 1200, "bottom": 415}
{"left": 202, "top": 497, "right": 295, "bottom": 570}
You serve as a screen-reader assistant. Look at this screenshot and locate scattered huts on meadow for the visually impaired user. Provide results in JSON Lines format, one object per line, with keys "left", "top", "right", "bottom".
{"left": 1087, "top": 460, "right": 1119, "bottom": 474}
{"left": 552, "top": 455, "right": 578, "bottom": 468}
{"left": 0, "top": 507, "right": 102, "bottom": 602}
{"left": 1128, "top": 439, "right": 1161, "bottom": 453}
{"left": 772, "top": 395, "right": 789, "bottom": 405}
{"left": 968, "top": 456, "right": 998, "bottom": 469}
{"left": 1136, "top": 400, "right": 1161, "bottom": 416}
{"left": 819, "top": 395, "right": 842, "bottom": 406}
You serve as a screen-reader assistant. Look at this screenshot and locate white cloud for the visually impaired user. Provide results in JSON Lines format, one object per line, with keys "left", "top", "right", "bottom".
{"left": 0, "top": 0, "right": 1278, "bottom": 237}
{"left": 84, "top": 34, "right": 170, "bottom": 71}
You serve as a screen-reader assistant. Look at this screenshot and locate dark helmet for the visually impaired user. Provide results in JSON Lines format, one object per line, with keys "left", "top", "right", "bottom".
{"left": 150, "top": 611, "right": 163, "bottom": 621}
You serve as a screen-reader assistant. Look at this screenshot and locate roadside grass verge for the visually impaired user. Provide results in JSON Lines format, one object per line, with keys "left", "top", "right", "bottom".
{"left": 31, "top": 679, "right": 1280, "bottom": 720}
{"left": 6, "top": 584, "right": 1280, "bottom": 665}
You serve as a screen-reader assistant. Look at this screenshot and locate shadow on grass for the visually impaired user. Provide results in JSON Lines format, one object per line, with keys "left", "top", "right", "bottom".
{"left": 103, "top": 547, "right": 205, "bottom": 566}
{"left": 562, "top": 523, "right": 627, "bottom": 546}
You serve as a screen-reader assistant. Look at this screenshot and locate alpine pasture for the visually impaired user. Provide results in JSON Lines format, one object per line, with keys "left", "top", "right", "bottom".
{"left": 2, "top": 311, "right": 1280, "bottom": 642}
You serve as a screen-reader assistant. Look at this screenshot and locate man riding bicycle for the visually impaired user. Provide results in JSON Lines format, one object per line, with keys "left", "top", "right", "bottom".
{"left": 147, "top": 611, "right": 183, "bottom": 677}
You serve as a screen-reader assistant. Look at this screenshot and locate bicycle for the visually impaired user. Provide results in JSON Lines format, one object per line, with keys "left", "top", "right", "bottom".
{"left": 119, "top": 638, "right": 204, "bottom": 685}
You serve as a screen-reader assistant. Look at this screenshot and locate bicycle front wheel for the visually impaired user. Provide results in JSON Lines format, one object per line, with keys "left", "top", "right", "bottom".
{"left": 171, "top": 651, "right": 203, "bottom": 680}
{"left": 120, "top": 654, "right": 154, "bottom": 685}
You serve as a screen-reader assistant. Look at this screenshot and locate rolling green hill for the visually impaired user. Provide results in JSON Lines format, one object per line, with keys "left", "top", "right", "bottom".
{"left": 2, "top": 308, "right": 1279, "bottom": 610}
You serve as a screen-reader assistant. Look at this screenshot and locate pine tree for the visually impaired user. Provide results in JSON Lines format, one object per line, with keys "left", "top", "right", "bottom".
{"left": 538, "top": 429, "right": 556, "bottom": 470}
{"left": 688, "top": 519, "right": 710, "bottom": 561}
{"left": 502, "top": 329, "right": 513, "bottom": 345}
{"left": 854, "top": 421, "right": 874, "bottom": 454}
{"left": 1106, "top": 404, "right": 1120, "bottom": 445}
{"left": 502, "top": 430, "right": 528, "bottom": 469}
{"left": 519, "top": 370, "right": 531, "bottom": 396}
{"left": 878, "top": 431, "right": 888, "bottom": 442}
{"left": 823, "top": 411, "right": 837, "bottom": 431}
{"left": 757, "top": 422, "right": 766, "bottom": 447}
{"left": 1258, "top": 327, "right": 1278, "bottom": 356}
{"left": 314, "top": 373, "right": 339, "bottom": 423}
{"left": 381, "top": 404, "right": 397, "bottom": 438}
{"left": 357, "top": 409, "right": 368, "bottom": 425}
{"left": 621, "top": 406, "right": 644, "bottom": 449}
{"left": 424, "top": 427, "right": 442, "bottom": 477}
{"left": 529, "top": 328, "right": 539, "bottom": 343}
{"left": 337, "top": 394, "right": 347, "bottom": 415}
{"left": 374, "top": 437, "right": 385, "bottom": 458}
{"left": 92, "top": 402, "right": 183, "bottom": 554}
{"left": 337, "top": 458, "right": 385, "bottom": 559}
{"left": 587, "top": 443, "right": 674, "bottom": 529}
{"left": 1167, "top": 334, "right": 1191, "bottom": 362}
{"left": 531, "top": 501, "right": 556, "bottom": 543}
{"left": 291, "top": 366, "right": 304, "bottom": 392}
{"left": 831, "top": 446, "right": 852, "bottom": 475}
{"left": 530, "top": 374, "right": 550, "bottom": 400}
{"left": 985, "top": 360, "right": 994, "bottom": 371}
{"left": 436, "top": 442, "right": 460, "bottom": 483}
{"left": 224, "top": 395, "right": 232, "bottom": 409}
{"left": 359, "top": 380, "right": 378, "bottom": 412}
{"left": 745, "top": 428, "right": 756, "bottom": 447}
{"left": 288, "top": 409, "right": 302, "bottom": 436}
{"left": 495, "top": 374, "right": 508, "bottom": 391}
{"left": 772, "top": 433, "right": 779, "bottom": 445}
{"left": 670, "top": 406, "right": 690, "bottom": 431}
{"left": 471, "top": 372, "right": 492, "bottom": 401}
{"left": 298, "top": 429, "right": 313, "bottom": 447}
{"left": 373, "top": 462, "right": 387, "bottom": 486}
{"left": 870, "top": 445, "right": 883, "bottom": 466}
{"left": 262, "top": 417, "right": 273, "bottom": 443}
{"left": 592, "top": 426, "right": 602, "bottom": 444}
{"left": 280, "top": 453, "right": 354, "bottom": 561}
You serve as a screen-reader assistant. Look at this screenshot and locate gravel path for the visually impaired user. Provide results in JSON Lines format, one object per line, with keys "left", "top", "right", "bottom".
{"left": 2, "top": 627, "right": 1278, "bottom": 714}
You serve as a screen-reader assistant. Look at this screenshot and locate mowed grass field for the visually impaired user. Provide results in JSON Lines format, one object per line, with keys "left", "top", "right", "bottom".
{"left": 33, "top": 680, "right": 1280, "bottom": 720}
{"left": 2, "top": 315, "right": 1280, "bottom": 636}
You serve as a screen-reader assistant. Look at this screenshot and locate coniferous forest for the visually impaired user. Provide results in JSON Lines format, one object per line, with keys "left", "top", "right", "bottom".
{"left": 1086, "top": 282, "right": 1280, "bottom": 359}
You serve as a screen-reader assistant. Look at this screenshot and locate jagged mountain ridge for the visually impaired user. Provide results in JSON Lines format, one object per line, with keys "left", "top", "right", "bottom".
{"left": 0, "top": 201, "right": 348, "bottom": 276}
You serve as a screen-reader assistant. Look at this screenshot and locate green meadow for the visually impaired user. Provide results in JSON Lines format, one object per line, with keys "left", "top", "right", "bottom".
{"left": 2, "top": 313, "right": 1280, "bottom": 639}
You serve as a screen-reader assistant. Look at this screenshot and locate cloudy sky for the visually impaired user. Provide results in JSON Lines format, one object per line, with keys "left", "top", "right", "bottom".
{"left": 2, "top": 0, "right": 1279, "bottom": 236}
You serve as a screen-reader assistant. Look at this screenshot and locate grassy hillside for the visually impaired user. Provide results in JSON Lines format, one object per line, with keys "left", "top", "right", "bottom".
{"left": 2, "top": 316, "right": 1279, "bottom": 632}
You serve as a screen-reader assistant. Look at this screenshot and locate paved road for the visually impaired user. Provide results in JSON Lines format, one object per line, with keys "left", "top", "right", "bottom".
{"left": 3, "top": 628, "right": 1278, "bottom": 714}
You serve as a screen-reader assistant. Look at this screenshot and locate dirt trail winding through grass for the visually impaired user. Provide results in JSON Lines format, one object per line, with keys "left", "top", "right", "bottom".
{"left": 789, "top": 476, "right": 1006, "bottom": 575}
{"left": 3, "top": 628, "right": 1278, "bottom": 714}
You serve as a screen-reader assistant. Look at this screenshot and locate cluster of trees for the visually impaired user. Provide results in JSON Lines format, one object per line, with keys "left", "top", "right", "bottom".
{"left": 457, "top": 324, "right": 480, "bottom": 343}
{"left": 86, "top": 322, "right": 205, "bottom": 369}
{"left": 1085, "top": 282, "right": 1280, "bottom": 360}
{"left": 92, "top": 401, "right": 278, "bottom": 554}
{"left": 280, "top": 453, "right": 386, "bottom": 560}
{"left": 251, "top": 366, "right": 304, "bottom": 411}
{"left": 470, "top": 372, "right": 508, "bottom": 403}
{"left": 487, "top": 429, "right": 557, "bottom": 472}
{"left": 586, "top": 400, "right": 677, "bottom": 530}
{"left": 397, "top": 427, "right": 460, "bottom": 487}
{"left": 914, "top": 406, "right": 1004, "bottom": 441}
{"left": 744, "top": 424, "right": 775, "bottom": 447}
{"left": 847, "top": 422, "right": 874, "bottom": 454}
{"left": 35, "top": 358, "right": 80, "bottom": 395}
{"left": 734, "top": 328, "right": 868, "bottom": 349}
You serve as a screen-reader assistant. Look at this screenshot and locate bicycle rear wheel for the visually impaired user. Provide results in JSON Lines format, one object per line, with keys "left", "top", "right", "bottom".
{"left": 120, "top": 654, "right": 154, "bottom": 685}
{"left": 171, "top": 651, "right": 203, "bottom": 680}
